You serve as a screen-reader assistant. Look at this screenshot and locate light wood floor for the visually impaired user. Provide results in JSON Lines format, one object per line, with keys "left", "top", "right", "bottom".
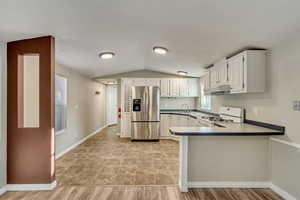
{"left": 0, "top": 126, "right": 283, "bottom": 200}
{"left": 0, "top": 186, "right": 283, "bottom": 200}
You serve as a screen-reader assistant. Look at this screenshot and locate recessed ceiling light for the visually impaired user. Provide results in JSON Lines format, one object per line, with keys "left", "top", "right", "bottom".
{"left": 177, "top": 71, "right": 188, "bottom": 76}
{"left": 153, "top": 46, "right": 168, "bottom": 55}
{"left": 99, "top": 52, "right": 115, "bottom": 59}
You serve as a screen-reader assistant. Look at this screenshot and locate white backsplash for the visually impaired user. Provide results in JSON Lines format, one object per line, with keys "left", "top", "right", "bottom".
{"left": 160, "top": 97, "right": 197, "bottom": 110}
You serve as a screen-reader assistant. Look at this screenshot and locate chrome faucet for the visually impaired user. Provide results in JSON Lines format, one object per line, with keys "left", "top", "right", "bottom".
{"left": 181, "top": 104, "right": 190, "bottom": 113}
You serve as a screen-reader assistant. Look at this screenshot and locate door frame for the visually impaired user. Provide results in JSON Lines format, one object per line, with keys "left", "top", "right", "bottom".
{"left": 0, "top": 42, "right": 7, "bottom": 190}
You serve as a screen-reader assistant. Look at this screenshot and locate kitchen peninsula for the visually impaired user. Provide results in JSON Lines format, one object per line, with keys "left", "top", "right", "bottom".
{"left": 169, "top": 108, "right": 285, "bottom": 192}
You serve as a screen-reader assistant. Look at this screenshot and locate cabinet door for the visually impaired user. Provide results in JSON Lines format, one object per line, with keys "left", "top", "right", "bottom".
{"left": 178, "top": 115, "right": 188, "bottom": 127}
{"left": 210, "top": 67, "right": 219, "bottom": 89}
{"left": 203, "top": 73, "right": 210, "bottom": 90}
{"left": 167, "top": 115, "right": 173, "bottom": 136}
{"left": 188, "top": 79, "right": 199, "bottom": 97}
{"left": 160, "top": 79, "right": 170, "bottom": 97}
{"left": 179, "top": 79, "right": 189, "bottom": 97}
{"left": 160, "top": 114, "right": 169, "bottom": 136}
{"left": 169, "top": 79, "right": 180, "bottom": 97}
{"left": 215, "top": 59, "right": 228, "bottom": 86}
{"left": 228, "top": 53, "right": 245, "bottom": 92}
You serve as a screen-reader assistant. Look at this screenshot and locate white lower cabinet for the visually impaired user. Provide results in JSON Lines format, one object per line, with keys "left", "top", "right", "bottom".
{"left": 160, "top": 114, "right": 205, "bottom": 140}
{"left": 160, "top": 114, "right": 170, "bottom": 137}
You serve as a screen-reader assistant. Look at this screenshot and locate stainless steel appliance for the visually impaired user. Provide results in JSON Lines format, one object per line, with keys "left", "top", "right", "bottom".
{"left": 131, "top": 86, "right": 160, "bottom": 141}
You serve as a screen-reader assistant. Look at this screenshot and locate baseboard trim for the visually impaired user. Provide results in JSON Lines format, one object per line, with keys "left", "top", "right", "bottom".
{"left": 270, "top": 137, "right": 300, "bottom": 149}
{"left": 270, "top": 183, "right": 297, "bottom": 200}
{"left": 0, "top": 186, "right": 6, "bottom": 196}
{"left": 55, "top": 124, "right": 108, "bottom": 159}
{"left": 6, "top": 180, "right": 57, "bottom": 191}
{"left": 188, "top": 181, "right": 270, "bottom": 188}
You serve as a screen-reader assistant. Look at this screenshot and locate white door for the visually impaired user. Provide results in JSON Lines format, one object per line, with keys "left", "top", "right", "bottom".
{"left": 228, "top": 53, "right": 245, "bottom": 92}
{"left": 107, "top": 86, "right": 118, "bottom": 125}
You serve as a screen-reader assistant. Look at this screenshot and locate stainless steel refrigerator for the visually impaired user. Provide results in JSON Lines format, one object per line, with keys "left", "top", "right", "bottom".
{"left": 131, "top": 86, "right": 160, "bottom": 141}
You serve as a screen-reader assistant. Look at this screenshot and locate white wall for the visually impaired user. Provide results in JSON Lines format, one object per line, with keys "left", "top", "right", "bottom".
{"left": 203, "top": 34, "right": 300, "bottom": 198}
{"left": 0, "top": 43, "right": 7, "bottom": 189}
{"left": 55, "top": 64, "right": 107, "bottom": 155}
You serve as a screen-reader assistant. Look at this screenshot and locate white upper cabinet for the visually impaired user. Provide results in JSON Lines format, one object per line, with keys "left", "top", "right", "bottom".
{"left": 179, "top": 79, "right": 189, "bottom": 97}
{"left": 216, "top": 59, "right": 229, "bottom": 86}
{"left": 188, "top": 79, "right": 199, "bottom": 97}
{"left": 210, "top": 58, "right": 228, "bottom": 88}
{"left": 210, "top": 67, "right": 219, "bottom": 89}
{"left": 160, "top": 78, "right": 199, "bottom": 97}
{"left": 227, "top": 53, "right": 245, "bottom": 92}
{"left": 160, "top": 79, "right": 170, "bottom": 97}
{"left": 169, "top": 79, "right": 180, "bottom": 97}
{"left": 227, "top": 50, "right": 266, "bottom": 93}
{"left": 203, "top": 72, "right": 210, "bottom": 91}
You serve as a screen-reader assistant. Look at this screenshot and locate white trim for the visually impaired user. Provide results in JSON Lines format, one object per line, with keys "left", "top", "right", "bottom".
{"left": 6, "top": 180, "right": 57, "bottom": 191}
{"left": 270, "top": 183, "right": 297, "bottom": 200}
{"left": 55, "top": 124, "right": 108, "bottom": 159}
{"left": 271, "top": 137, "right": 300, "bottom": 149}
{"left": 55, "top": 129, "right": 66, "bottom": 136}
{"left": 107, "top": 123, "right": 117, "bottom": 127}
{"left": 0, "top": 186, "right": 6, "bottom": 196}
{"left": 0, "top": 43, "right": 7, "bottom": 191}
{"left": 188, "top": 181, "right": 270, "bottom": 188}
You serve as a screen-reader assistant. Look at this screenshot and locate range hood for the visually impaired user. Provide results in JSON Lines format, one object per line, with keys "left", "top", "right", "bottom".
{"left": 204, "top": 85, "right": 231, "bottom": 95}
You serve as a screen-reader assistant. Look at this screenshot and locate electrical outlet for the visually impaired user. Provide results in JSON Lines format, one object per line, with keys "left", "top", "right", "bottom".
{"left": 293, "top": 101, "right": 300, "bottom": 111}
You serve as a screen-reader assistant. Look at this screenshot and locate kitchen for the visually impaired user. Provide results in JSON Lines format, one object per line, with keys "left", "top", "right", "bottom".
{"left": 1, "top": 1, "right": 300, "bottom": 199}
{"left": 96, "top": 49, "right": 290, "bottom": 198}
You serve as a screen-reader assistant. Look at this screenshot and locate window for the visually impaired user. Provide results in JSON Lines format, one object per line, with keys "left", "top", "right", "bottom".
{"left": 55, "top": 75, "right": 67, "bottom": 134}
{"left": 200, "top": 81, "right": 211, "bottom": 110}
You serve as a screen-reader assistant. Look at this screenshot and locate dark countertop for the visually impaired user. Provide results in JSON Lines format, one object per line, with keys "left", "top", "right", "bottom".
{"left": 160, "top": 109, "right": 217, "bottom": 119}
{"left": 161, "top": 109, "right": 285, "bottom": 136}
{"left": 170, "top": 125, "right": 284, "bottom": 136}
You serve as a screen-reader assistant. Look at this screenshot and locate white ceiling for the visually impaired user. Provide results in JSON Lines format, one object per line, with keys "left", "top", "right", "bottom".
{"left": 1, "top": 0, "right": 300, "bottom": 77}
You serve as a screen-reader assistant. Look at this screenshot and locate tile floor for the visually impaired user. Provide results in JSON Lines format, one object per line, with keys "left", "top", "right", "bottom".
{"left": 56, "top": 126, "right": 179, "bottom": 186}
{"left": 0, "top": 126, "right": 283, "bottom": 200}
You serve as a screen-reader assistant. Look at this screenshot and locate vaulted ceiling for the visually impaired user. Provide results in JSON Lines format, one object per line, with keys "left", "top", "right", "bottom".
{"left": 1, "top": 0, "right": 300, "bottom": 77}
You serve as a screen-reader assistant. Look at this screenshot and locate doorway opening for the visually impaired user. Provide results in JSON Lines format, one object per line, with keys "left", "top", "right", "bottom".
{"left": 106, "top": 85, "right": 118, "bottom": 126}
